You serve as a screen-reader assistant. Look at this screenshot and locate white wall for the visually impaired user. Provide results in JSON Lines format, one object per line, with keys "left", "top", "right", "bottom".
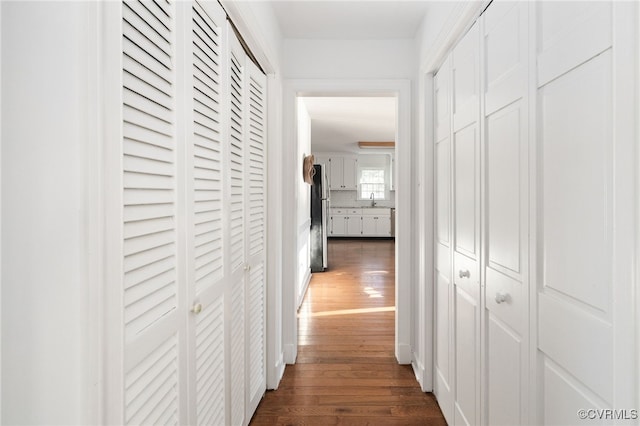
{"left": 1, "top": 2, "right": 97, "bottom": 424}
{"left": 283, "top": 39, "right": 415, "bottom": 79}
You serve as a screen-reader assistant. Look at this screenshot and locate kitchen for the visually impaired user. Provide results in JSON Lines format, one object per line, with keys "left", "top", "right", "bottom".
{"left": 304, "top": 96, "right": 397, "bottom": 272}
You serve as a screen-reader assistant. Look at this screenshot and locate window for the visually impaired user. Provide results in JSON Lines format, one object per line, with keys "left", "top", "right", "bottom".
{"left": 359, "top": 167, "right": 386, "bottom": 200}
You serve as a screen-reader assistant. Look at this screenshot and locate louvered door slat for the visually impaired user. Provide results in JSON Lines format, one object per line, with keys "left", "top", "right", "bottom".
{"left": 124, "top": 121, "right": 173, "bottom": 150}
{"left": 123, "top": 55, "right": 172, "bottom": 98}
{"left": 122, "top": 1, "right": 180, "bottom": 424}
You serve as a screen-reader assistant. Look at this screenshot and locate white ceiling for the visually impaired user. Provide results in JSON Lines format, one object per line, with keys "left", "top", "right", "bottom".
{"left": 301, "top": 97, "right": 396, "bottom": 153}
{"left": 270, "top": 1, "right": 434, "bottom": 40}
{"left": 267, "top": 1, "right": 439, "bottom": 154}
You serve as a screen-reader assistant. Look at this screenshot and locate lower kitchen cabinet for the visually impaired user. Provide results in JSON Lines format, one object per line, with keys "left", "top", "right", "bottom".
{"left": 330, "top": 208, "right": 391, "bottom": 237}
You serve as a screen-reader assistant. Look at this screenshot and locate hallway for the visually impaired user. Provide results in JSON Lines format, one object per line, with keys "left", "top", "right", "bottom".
{"left": 250, "top": 239, "right": 446, "bottom": 425}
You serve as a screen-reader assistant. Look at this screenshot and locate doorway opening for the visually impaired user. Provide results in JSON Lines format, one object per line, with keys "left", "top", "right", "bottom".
{"left": 279, "top": 79, "right": 412, "bottom": 368}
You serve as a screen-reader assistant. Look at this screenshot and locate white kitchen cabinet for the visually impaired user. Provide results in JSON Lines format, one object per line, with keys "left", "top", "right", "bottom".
{"left": 346, "top": 215, "right": 362, "bottom": 236}
{"left": 329, "top": 156, "right": 358, "bottom": 190}
{"left": 361, "top": 208, "right": 391, "bottom": 236}
{"left": 330, "top": 215, "right": 346, "bottom": 236}
{"left": 330, "top": 208, "right": 362, "bottom": 236}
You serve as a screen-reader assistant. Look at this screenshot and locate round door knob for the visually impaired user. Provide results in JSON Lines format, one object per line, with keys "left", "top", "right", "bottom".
{"left": 495, "top": 292, "right": 508, "bottom": 304}
{"left": 191, "top": 303, "right": 203, "bottom": 314}
{"left": 459, "top": 269, "right": 471, "bottom": 279}
{"left": 244, "top": 264, "right": 251, "bottom": 272}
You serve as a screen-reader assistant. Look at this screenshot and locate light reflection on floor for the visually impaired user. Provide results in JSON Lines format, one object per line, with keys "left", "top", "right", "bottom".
{"left": 298, "top": 305, "right": 395, "bottom": 318}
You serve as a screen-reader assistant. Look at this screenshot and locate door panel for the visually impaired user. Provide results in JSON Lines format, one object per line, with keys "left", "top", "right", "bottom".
{"left": 185, "top": 1, "right": 228, "bottom": 425}
{"left": 227, "top": 27, "right": 246, "bottom": 426}
{"left": 245, "top": 59, "right": 267, "bottom": 417}
{"left": 454, "top": 289, "right": 478, "bottom": 426}
{"left": 121, "top": 1, "right": 181, "bottom": 423}
{"left": 536, "top": 2, "right": 631, "bottom": 421}
{"left": 487, "top": 317, "right": 521, "bottom": 426}
{"left": 436, "top": 139, "right": 450, "bottom": 245}
{"left": 452, "top": 23, "right": 479, "bottom": 131}
{"left": 541, "top": 51, "right": 611, "bottom": 312}
{"left": 482, "top": 3, "right": 529, "bottom": 424}
{"left": 433, "top": 59, "right": 455, "bottom": 424}
{"left": 453, "top": 125, "right": 478, "bottom": 260}
{"left": 486, "top": 104, "right": 522, "bottom": 275}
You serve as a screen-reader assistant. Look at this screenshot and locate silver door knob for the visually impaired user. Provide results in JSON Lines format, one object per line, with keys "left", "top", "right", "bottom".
{"left": 459, "top": 269, "right": 470, "bottom": 278}
{"left": 495, "top": 293, "right": 508, "bottom": 304}
{"left": 244, "top": 264, "right": 251, "bottom": 271}
{"left": 191, "top": 303, "right": 203, "bottom": 314}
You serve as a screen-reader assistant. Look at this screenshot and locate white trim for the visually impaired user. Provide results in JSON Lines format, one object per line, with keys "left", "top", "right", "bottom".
{"left": 0, "top": 2, "right": 3, "bottom": 419}
{"left": 266, "top": 75, "right": 284, "bottom": 389}
{"left": 417, "top": 71, "right": 435, "bottom": 392}
{"left": 297, "top": 270, "right": 312, "bottom": 309}
{"left": 101, "top": 2, "right": 125, "bottom": 423}
{"left": 219, "top": 0, "right": 278, "bottom": 74}
{"left": 420, "top": 1, "right": 489, "bottom": 74}
{"left": 612, "top": 0, "right": 638, "bottom": 410}
{"left": 282, "top": 78, "right": 413, "bottom": 366}
{"left": 84, "top": 2, "right": 104, "bottom": 423}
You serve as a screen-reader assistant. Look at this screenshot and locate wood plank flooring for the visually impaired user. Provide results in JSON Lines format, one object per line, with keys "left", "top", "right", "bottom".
{"left": 249, "top": 239, "right": 446, "bottom": 425}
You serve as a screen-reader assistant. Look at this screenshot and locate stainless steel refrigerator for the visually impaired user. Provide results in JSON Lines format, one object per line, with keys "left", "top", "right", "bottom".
{"left": 310, "top": 163, "right": 329, "bottom": 272}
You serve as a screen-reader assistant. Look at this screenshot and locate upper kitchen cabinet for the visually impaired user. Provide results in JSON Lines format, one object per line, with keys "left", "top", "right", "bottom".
{"left": 329, "top": 156, "right": 358, "bottom": 190}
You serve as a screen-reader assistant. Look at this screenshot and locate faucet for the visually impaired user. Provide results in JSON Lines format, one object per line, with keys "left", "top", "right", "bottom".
{"left": 370, "top": 192, "right": 376, "bottom": 207}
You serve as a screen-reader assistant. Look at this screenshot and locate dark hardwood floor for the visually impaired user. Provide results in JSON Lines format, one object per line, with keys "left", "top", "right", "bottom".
{"left": 249, "top": 239, "right": 447, "bottom": 425}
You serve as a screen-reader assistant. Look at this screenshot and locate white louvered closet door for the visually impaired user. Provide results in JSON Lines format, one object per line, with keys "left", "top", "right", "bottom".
{"left": 184, "top": 1, "right": 227, "bottom": 425}
{"left": 244, "top": 59, "right": 267, "bottom": 418}
{"left": 121, "top": 1, "right": 182, "bottom": 424}
{"left": 226, "top": 25, "right": 247, "bottom": 426}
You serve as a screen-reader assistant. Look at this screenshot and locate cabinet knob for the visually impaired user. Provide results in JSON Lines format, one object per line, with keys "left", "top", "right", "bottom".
{"left": 244, "top": 264, "right": 251, "bottom": 272}
{"left": 459, "top": 269, "right": 471, "bottom": 279}
{"left": 495, "top": 292, "right": 509, "bottom": 304}
{"left": 191, "top": 303, "right": 203, "bottom": 315}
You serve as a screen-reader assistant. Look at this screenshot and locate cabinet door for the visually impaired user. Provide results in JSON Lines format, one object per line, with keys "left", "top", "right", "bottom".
{"left": 342, "top": 157, "right": 358, "bottom": 190}
{"left": 377, "top": 216, "right": 391, "bottom": 236}
{"left": 346, "top": 216, "right": 362, "bottom": 236}
{"left": 361, "top": 216, "right": 376, "bottom": 236}
{"left": 331, "top": 216, "right": 346, "bottom": 236}
{"left": 329, "top": 157, "right": 343, "bottom": 190}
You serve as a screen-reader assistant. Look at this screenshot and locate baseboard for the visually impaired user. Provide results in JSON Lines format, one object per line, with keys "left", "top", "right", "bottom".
{"left": 267, "top": 353, "right": 285, "bottom": 390}
{"left": 283, "top": 343, "right": 297, "bottom": 365}
{"left": 297, "top": 269, "right": 312, "bottom": 309}
{"left": 396, "top": 343, "right": 412, "bottom": 364}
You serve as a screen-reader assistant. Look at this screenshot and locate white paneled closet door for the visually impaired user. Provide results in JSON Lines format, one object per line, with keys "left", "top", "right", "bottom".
{"left": 184, "top": 1, "right": 227, "bottom": 425}
{"left": 451, "top": 21, "right": 481, "bottom": 426}
{"left": 481, "top": 2, "right": 529, "bottom": 425}
{"left": 245, "top": 59, "right": 267, "bottom": 418}
{"left": 536, "top": 2, "right": 636, "bottom": 423}
{"left": 120, "top": 0, "right": 183, "bottom": 424}
{"left": 433, "top": 55, "right": 454, "bottom": 425}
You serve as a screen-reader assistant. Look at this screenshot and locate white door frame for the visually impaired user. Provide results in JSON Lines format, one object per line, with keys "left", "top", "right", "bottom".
{"left": 281, "top": 79, "right": 413, "bottom": 365}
